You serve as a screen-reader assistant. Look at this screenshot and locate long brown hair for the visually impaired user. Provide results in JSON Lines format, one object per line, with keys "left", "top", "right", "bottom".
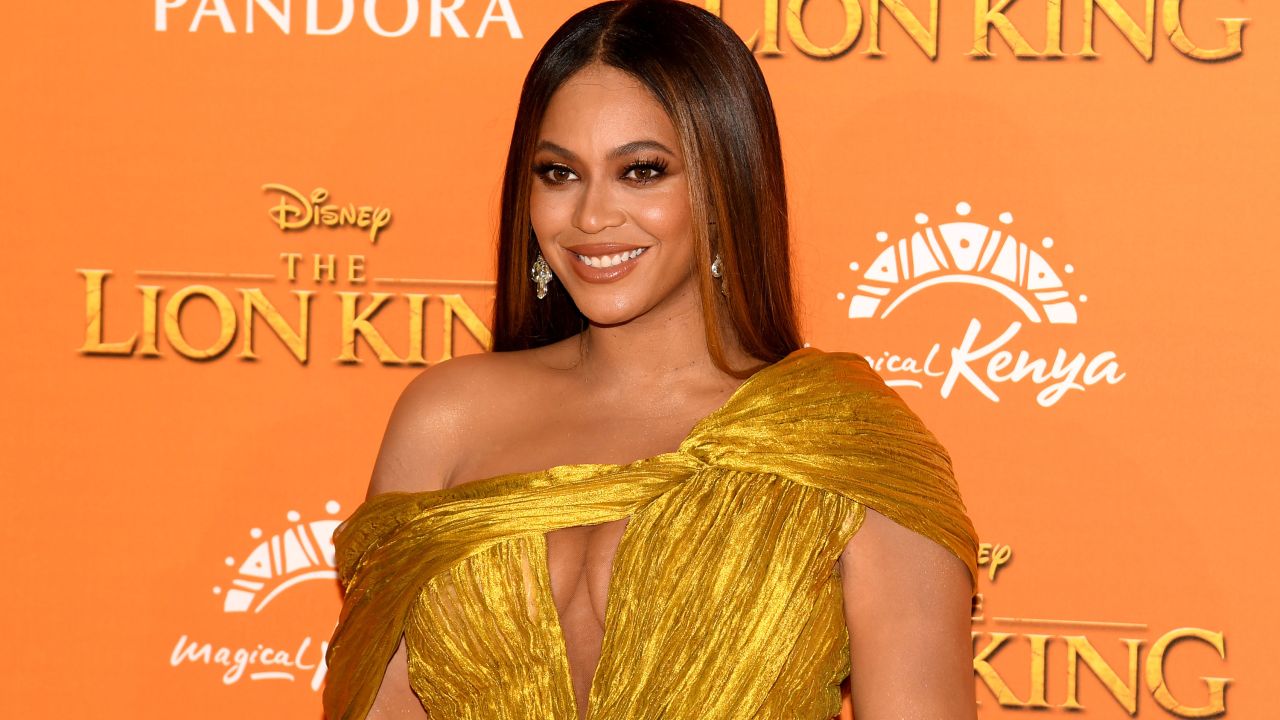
{"left": 490, "top": 0, "right": 803, "bottom": 378}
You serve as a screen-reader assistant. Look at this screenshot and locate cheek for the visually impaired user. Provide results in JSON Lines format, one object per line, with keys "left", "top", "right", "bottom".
{"left": 631, "top": 191, "right": 693, "bottom": 248}
{"left": 528, "top": 191, "right": 568, "bottom": 239}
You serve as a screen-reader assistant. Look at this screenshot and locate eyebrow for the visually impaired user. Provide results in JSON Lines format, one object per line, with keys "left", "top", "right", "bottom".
{"left": 535, "top": 139, "right": 676, "bottom": 161}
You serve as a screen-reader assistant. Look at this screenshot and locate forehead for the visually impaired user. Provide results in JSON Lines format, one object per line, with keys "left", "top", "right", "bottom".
{"left": 539, "top": 64, "right": 679, "bottom": 153}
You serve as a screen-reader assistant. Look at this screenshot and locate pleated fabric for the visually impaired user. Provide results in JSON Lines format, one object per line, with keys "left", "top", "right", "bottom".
{"left": 323, "top": 347, "right": 980, "bottom": 720}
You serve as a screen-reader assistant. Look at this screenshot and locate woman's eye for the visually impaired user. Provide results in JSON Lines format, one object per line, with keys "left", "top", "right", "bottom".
{"left": 625, "top": 165, "right": 664, "bottom": 184}
{"left": 533, "top": 163, "right": 576, "bottom": 185}
{"left": 622, "top": 160, "right": 670, "bottom": 183}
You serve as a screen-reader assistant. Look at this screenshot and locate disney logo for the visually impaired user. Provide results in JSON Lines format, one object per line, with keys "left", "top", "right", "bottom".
{"left": 263, "top": 183, "right": 392, "bottom": 243}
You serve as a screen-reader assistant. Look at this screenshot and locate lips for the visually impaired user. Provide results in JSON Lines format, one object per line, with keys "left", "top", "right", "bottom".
{"left": 560, "top": 242, "right": 652, "bottom": 284}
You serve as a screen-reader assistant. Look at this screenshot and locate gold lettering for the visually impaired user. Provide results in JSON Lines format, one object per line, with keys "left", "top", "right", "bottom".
{"left": 786, "top": 0, "right": 862, "bottom": 58}
{"left": 406, "top": 293, "right": 429, "bottom": 365}
{"left": 969, "top": 0, "right": 1041, "bottom": 58}
{"left": 263, "top": 183, "right": 317, "bottom": 231}
{"left": 1062, "top": 635, "right": 1142, "bottom": 713}
{"left": 440, "top": 293, "right": 494, "bottom": 361}
{"left": 263, "top": 183, "right": 392, "bottom": 242}
{"left": 368, "top": 207, "right": 392, "bottom": 242}
{"left": 714, "top": 0, "right": 1246, "bottom": 61}
{"left": 746, "top": 0, "right": 784, "bottom": 55}
{"left": 1045, "top": 0, "right": 1064, "bottom": 56}
{"left": 281, "top": 252, "right": 302, "bottom": 281}
{"left": 78, "top": 269, "right": 137, "bottom": 355}
{"left": 77, "top": 275, "right": 492, "bottom": 365}
{"left": 978, "top": 542, "right": 1014, "bottom": 580}
{"left": 1146, "top": 627, "right": 1230, "bottom": 716}
{"left": 1026, "top": 634, "right": 1052, "bottom": 707}
{"left": 238, "top": 288, "right": 314, "bottom": 362}
{"left": 164, "top": 285, "right": 237, "bottom": 360}
{"left": 348, "top": 254, "right": 367, "bottom": 284}
{"left": 867, "top": 0, "right": 938, "bottom": 59}
{"left": 337, "top": 291, "right": 404, "bottom": 364}
{"left": 972, "top": 632, "right": 1028, "bottom": 706}
{"left": 1163, "top": 0, "right": 1246, "bottom": 61}
{"left": 139, "top": 285, "right": 162, "bottom": 356}
{"left": 314, "top": 254, "right": 337, "bottom": 283}
{"left": 1080, "top": 0, "right": 1156, "bottom": 61}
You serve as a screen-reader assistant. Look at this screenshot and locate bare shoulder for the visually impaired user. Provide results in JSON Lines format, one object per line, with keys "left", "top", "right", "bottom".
{"left": 365, "top": 351, "right": 512, "bottom": 498}
{"left": 839, "top": 506, "right": 976, "bottom": 716}
{"left": 839, "top": 506, "right": 972, "bottom": 607}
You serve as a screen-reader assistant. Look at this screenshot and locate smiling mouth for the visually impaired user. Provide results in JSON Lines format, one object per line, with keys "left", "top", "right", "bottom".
{"left": 572, "top": 247, "right": 650, "bottom": 268}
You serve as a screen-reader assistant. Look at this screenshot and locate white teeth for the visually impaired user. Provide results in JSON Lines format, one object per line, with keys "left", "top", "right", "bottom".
{"left": 575, "top": 247, "right": 647, "bottom": 267}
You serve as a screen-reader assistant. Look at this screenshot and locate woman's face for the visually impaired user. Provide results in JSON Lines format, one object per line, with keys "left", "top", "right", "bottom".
{"left": 529, "top": 62, "right": 697, "bottom": 326}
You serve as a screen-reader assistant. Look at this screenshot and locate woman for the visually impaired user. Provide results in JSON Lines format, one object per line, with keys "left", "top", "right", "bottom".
{"left": 324, "top": 1, "right": 980, "bottom": 719}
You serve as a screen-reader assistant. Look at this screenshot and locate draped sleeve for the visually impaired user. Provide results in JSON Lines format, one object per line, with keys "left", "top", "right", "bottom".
{"left": 678, "top": 350, "right": 981, "bottom": 594}
{"left": 333, "top": 491, "right": 430, "bottom": 591}
{"left": 324, "top": 491, "right": 430, "bottom": 720}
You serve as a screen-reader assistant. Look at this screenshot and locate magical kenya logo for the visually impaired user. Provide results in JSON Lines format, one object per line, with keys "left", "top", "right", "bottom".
{"left": 839, "top": 201, "right": 1125, "bottom": 407}
{"left": 169, "top": 500, "right": 345, "bottom": 691}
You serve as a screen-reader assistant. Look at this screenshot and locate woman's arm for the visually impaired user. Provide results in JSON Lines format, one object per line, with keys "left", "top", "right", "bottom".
{"left": 840, "top": 506, "right": 977, "bottom": 719}
{"left": 356, "top": 357, "right": 481, "bottom": 718}
{"left": 365, "top": 638, "right": 428, "bottom": 719}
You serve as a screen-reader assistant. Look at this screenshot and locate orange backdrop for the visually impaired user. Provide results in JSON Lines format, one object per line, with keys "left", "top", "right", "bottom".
{"left": 1, "top": 1, "right": 1275, "bottom": 718}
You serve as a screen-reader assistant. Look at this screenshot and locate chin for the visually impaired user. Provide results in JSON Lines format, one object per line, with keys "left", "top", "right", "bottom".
{"left": 573, "top": 296, "right": 651, "bottom": 327}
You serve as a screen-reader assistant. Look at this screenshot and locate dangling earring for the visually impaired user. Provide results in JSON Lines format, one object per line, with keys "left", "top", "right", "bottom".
{"left": 530, "top": 251, "right": 553, "bottom": 300}
{"left": 710, "top": 252, "right": 728, "bottom": 296}
{"left": 708, "top": 218, "right": 727, "bottom": 297}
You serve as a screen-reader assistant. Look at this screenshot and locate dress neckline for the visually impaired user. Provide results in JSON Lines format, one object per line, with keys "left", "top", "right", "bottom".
{"left": 542, "top": 345, "right": 816, "bottom": 718}
{"left": 423, "top": 346, "right": 818, "bottom": 500}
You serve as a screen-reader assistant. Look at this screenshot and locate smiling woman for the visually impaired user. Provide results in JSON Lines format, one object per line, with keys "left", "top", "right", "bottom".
{"left": 490, "top": 0, "right": 802, "bottom": 373}
{"left": 322, "top": 2, "right": 980, "bottom": 720}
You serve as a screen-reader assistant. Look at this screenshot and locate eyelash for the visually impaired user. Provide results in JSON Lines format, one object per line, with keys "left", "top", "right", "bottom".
{"left": 532, "top": 157, "right": 669, "bottom": 186}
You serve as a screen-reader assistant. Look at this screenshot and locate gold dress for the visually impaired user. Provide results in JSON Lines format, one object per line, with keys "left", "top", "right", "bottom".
{"left": 323, "top": 347, "right": 980, "bottom": 720}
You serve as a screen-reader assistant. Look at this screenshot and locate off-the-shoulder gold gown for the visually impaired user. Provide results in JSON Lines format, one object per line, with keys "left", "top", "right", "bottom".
{"left": 324, "top": 347, "right": 980, "bottom": 720}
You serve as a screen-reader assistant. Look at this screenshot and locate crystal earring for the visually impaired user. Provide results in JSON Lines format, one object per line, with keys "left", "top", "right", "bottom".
{"left": 710, "top": 253, "right": 728, "bottom": 296}
{"left": 530, "top": 251, "right": 553, "bottom": 300}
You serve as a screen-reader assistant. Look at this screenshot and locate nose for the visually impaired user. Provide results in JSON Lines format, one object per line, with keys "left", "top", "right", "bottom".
{"left": 573, "top": 177, "right": 625, "bottom": 234}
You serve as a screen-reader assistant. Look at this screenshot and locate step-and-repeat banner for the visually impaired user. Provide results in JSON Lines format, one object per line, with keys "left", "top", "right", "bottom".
{"left": 2, "top": 2, "right": 1274, "bottom": 718}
